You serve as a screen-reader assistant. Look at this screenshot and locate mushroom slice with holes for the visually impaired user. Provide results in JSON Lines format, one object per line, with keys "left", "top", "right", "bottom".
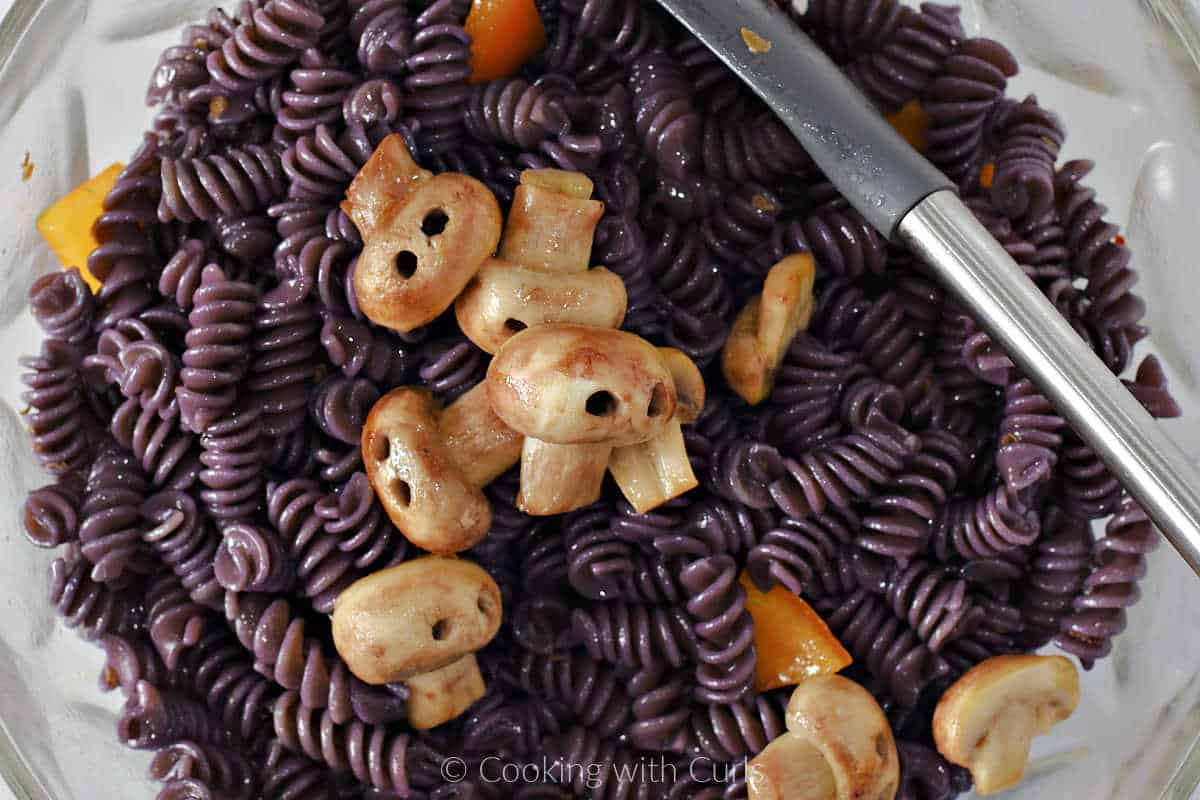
{"left": 751, "top": 674, "right": 900, "bottom": 800}
{"left": 933, "top": 655, "right": 1080, "bottom": 796}
{"left": 455, "top": 258, "right": 628, "bottom": 354}
{"left": 361, "top": 387, "right": 491, "bottom": 553}
{"left": 722, "top": 253, "right": 817, "bottom": 405}
{"left": 500, "top": 170, "right": 604, "bottom": 273}
{"left": 331, "top": 555, "right": 502, "bottom": 686}
{"left": 487, "top": 324, "right": 676, "bottom": 447}
{"left": 354, "top": 173, "right": 502, "bottom": 333}
{"left": 341, "top": 133, "right": 434, "bottom": 239}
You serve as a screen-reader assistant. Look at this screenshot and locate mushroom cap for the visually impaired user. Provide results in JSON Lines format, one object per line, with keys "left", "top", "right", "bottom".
{"left": 933, "top": 654, "right": 1080, "bottom": 796}
{"left": 784, "top": 674, "right": 900, "bottom": 800}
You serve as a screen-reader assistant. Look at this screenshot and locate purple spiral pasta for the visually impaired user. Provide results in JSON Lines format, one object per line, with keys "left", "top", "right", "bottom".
{"left": 100, "top": 633, "right": 170, "bottom": 698}
{"left": 702, "top": 185, "right": 782, "bottom": 279}
{"left": 145, "top": 571, "right": 209, "bottom": 669}
{"left": 273, "top": 690, "right": 414, "bottom": 795}
{"left": 215, "top": 522, "right": 296, "bottom": 593}
{"left": 628, "top": 667, "right": 693, "bottom": 753}
{"left": 883, "top": 560, "right": 981, "bottom": 652}
{"left": 1057, "top": 495, "right": 1158, "bottom": 668}
{"left": 349, "top": 0, "right": 411, "bottom": 76}
{"left": 206, "top": 0, "right": 325, "bottom": 93}
{"left": 1018, "top": 510, "right": 1092, "bottom": 649}
{"left": 995, "top": 378, "right": 1064, "bottom": 492}
{"left": 178, "top": 264, "right": 259, "bottom": 434}
{"left": 932, "top": 484, "right": 1040, "bottom": 561}
{"left": 627, "top": 51, "right": 699, "bottom": 180}
{"left": 824, "top": 589, "right": 947, "bottom": 707}
{"left": 418, "top": 335, "right": 488, "bottom": 403}
{"left": 989, "top": 95, "right": 1063, "bottom": 224}
{"left": 223, "top": 592, "right": 356, "bottom": 721}
{"left": 562, "top": 0, "right": 661, "bottom": 66}
{"left": 841, "top": 3, "right": 964, "bottom": 112}
{"left": 859, "top": 428, "right": 970, "bottom": 560}
{"left": 141, "top": 490, "right": 223, "bottom": 610}
{"left": 177, "top": 627, "right": 278, "bottom": 747}
{"left": 79, "top": 448, "right": 153, "bottom": 582}
{"left": 747, "top": 509, "right": 857, "bottom": 599}
{"left": 276, "top": 49, "right": 357, "bottom": 141}
{"left": 682, "top": 555, "right": 757, "bottom": 705}
{"left": 88, "top": 136, "right": 161, "bottom": 331}
{"left": 284, "top": 123, "right": 382, "bottom": 200}
{"left": 543, "top": 726, "right": 653, "bottom": 800}
{"left": 755, "top": 333, "right": 866, "bottom": 455}
{"left": 120, "top": 680, "right": 227, "bottom": 751}
{"left": 249, "top": 276, "right": 321, "bottom": 437}
{"left": 896, "top": 741, "right": 967, "bottom": 800}
{"left": 112, "top": 397, "right": 203, "bottom": 491}
{"left": 49, "top": 546, "right": 139, "bottom": 640}
{"left": 160, "top": 144, "right": 288, "bottom": 223}
{"left": 923, "top": 37, "right": 1016, "bottom": 185}
{"left": 404, "top": 0, "right": 472, "bottom": 155}
{"left": 261, "top": 739, "right": 337, "bottom": 800}
{"left": 466, "top": 78, "right": 569, "bottom": 150}
{"left": 30, "top": 267, "right": 96, "bottom": 343}
{"left": 23, "top": 472, "right": 85, "bottom": 548}
{"left": 572, "top": 601, "right": 697, "bottom": 672}
{"left": 321, "top": 314, "right": 415, "bottom": 385}
{"left": 20, "top": 340, "right": 95, "bottom": 475}
{"left": 943, "top": 597, "right": 1024, "bottom": 674}
{"left": 517, "top": 649, "right": 632, "bottom": 738}
{"left": 802, "top": 204, "right": 889, "bottom": 280}
{"left": 689, "top": 692, "right": 788, "bottom": 762}
{"left": 698, "top": 109, "right": 811, "bottom": 186}
{"left": 199, "top": 404, "right": 265, "bottom": 523}
{"left": 267, "top": 478, "right": 356, "bottom": 612}
{"left": 149, "top": 740, "right": 257, "bottom": 800}
{"left": 643, "top": 214, "right": 732, "bottom": 365}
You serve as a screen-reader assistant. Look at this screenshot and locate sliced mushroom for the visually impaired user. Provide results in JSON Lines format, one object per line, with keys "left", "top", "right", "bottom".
{"left": 439, "top": 382, "right": 524, "bottom": 489}
{"left": 341, "top": 133, "right": 433, "bottom": 239}
{"left": 933, "top": 654, "right": 1080, "bottom": 796}
{"left": 500, "top": 170, "right": 604, "bottom": 273}
{"left": 354, "top": 173, "right": 502, "bottom": 333}
{"left": 487, "top": 324, "right": 677, "bottom": 447}
{"left": 361, "top": 387, "right": 491, "bottom": 554}
{"left": 722, "top": 253, "right": 816, "bottom": 405}
{"left": 405, "top": 654, "right": 488, "bottom": 730}
{"left": 331, "top": 556, "right": 502, "bottom": 686}
{"left": 517, "top": 437, "right": 611, "bottom": 516}
{"left": 759, "top": 674, "right": 900, "bottom": 800}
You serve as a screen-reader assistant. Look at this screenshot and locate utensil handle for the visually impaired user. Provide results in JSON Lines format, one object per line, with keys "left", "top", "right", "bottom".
{"left": 902, "top": 191, "right": 1200, "bottom": 574}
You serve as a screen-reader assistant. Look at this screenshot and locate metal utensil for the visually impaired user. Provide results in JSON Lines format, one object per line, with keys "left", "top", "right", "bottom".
{"left": 656, "top": 0, "right": 1200, "bottom": 574}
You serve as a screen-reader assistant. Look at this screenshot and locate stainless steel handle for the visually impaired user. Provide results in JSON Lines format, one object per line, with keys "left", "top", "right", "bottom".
{"left": 901, "top": 191, "right": 1200, "bottom": 573}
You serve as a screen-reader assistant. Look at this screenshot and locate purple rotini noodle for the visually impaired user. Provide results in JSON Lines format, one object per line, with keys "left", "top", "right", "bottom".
{"left": 23, "top": 472, "right": 85, "bottom": 549}
{"left": 141, "top": 490, "right": 223, "bottom": 610}
{"left": 149, "top": 740, "right": 257, "bottom": 800}
{"left": 205, "top": 0, "right": 325, "bottom": 94}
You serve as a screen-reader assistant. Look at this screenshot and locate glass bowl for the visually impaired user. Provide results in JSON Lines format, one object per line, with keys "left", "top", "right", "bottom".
{"left": 2, "top": 1, "right": 1200, "bottom": 798}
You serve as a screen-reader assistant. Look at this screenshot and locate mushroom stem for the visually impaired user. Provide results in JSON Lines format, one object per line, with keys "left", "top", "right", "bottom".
{"left": 608, "top": 419, "right": 697, "bottom": 513}
{"left": 440, "top": 383, "right": 524, "bottom": 488}
{"left": 518, "top": 438, "right": 610, "bottom": 516}
{"left": 405, "top": 654, "right": 487, "bottom": 731}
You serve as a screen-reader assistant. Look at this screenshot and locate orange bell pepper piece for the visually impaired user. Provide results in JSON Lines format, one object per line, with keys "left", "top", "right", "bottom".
{"left": 885, "top": 99, "right": 930, "bottom": 153}
{"left": 740, "top": 571, "right": 852, "bottom": 692}
{"left": 36, "top": 163, "right": 124, "bottom": 292}
{"left": 465, "top": 0, "right": 547, "bottom": 84}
